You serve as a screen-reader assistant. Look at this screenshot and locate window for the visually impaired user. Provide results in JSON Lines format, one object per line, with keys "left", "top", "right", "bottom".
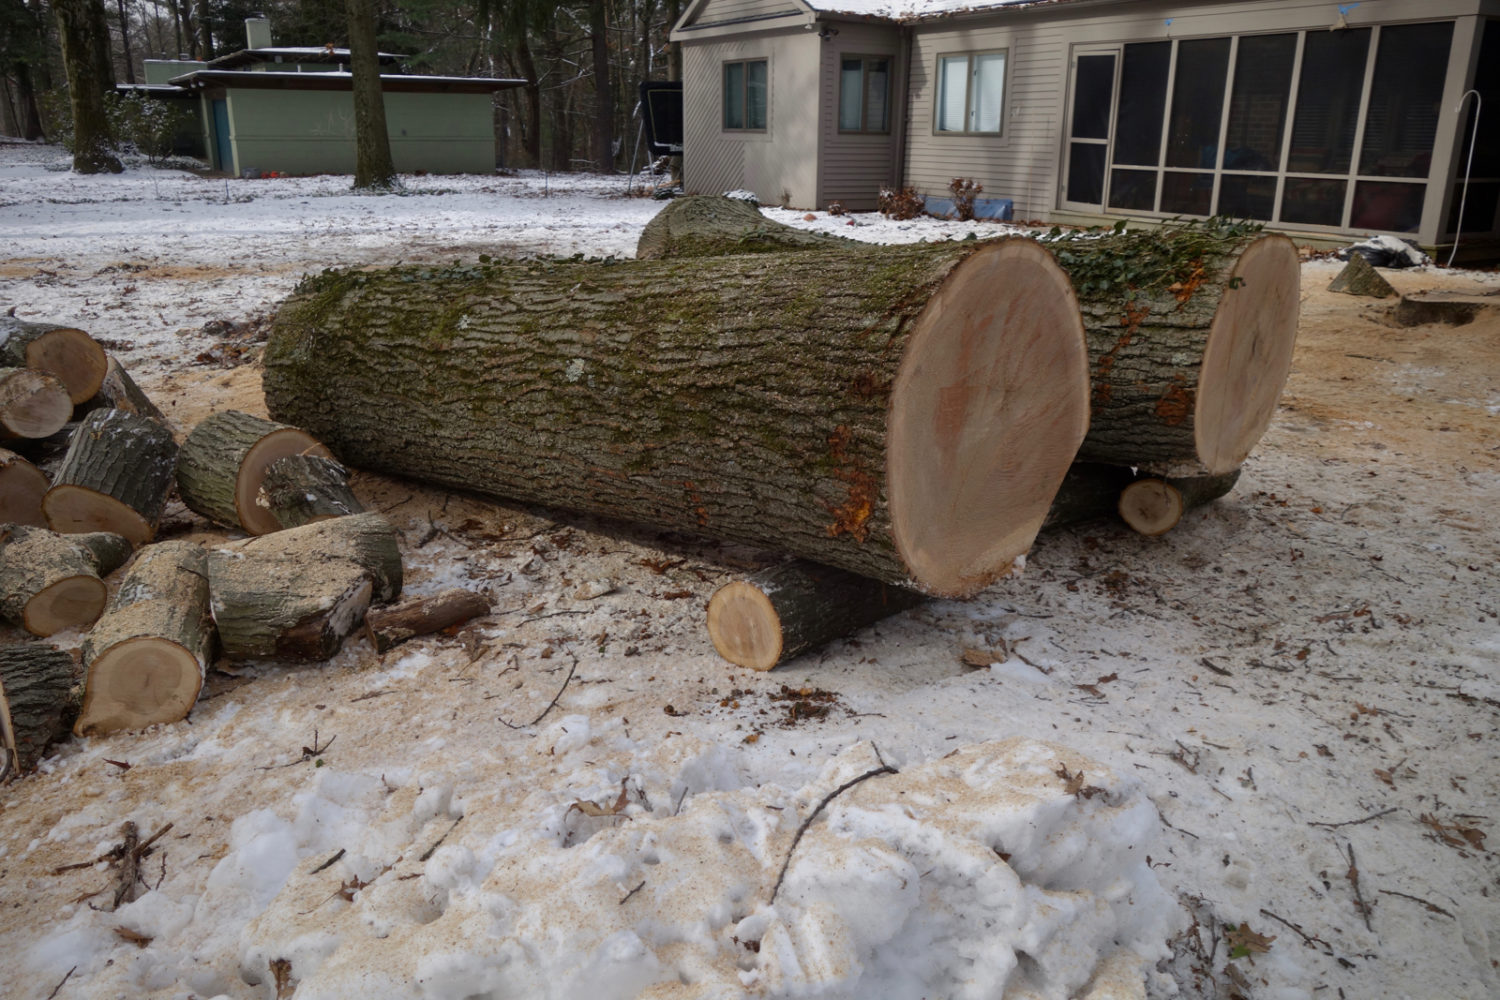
{"left": 839, "top": 56, "right": 891, "bottom": 133}
{"left": 723, "top": 59, "right": 767, "bottom": 131}
{"left": 935, "top": 51, "right": 1007, "bottom": 134}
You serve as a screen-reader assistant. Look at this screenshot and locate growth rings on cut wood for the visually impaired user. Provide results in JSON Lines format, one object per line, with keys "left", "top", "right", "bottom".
{"left": 42, "top": 408, "right": 179, "bottom": 545}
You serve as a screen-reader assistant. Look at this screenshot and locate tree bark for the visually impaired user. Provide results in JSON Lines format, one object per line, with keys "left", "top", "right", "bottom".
{"left": 0, "top": 644, "right": 81, "bottom": 777}
{"left": 194, "top": 0, "right": 210, "bottom": 60}
{"left": 636, "top": 195, "right": 853, "bottom": 259}
{"left": 114, "top": 0, "right": 135, "bottom": 85}
{"left": 589, "top": 0, "right": 612, "bottom": 172}
{"left": 0, "top": 367, "right": 73, "bottom": 439}
{"left": 175, "top": 409, "right": 330, "bottom": 535}
{"left": 1, "top": 447, "right": 49, "bottom": 526}
{"left": 52, "top": 0, "right": 123, "bottom": 173}
{"left": 264, "top": 238, "right": 1091, "bottom": 597}
{"left": 0, "top": 524, "right": 127, "bottom": 635}
{"left": 74, "top": 355, "right": 166, "bottom": 423}
{"left": 208, "top": 511, "right": 403, "bottom": 661}
{"left": 75, "top": 539, "right": 215, "bottom": 735}
{"left": 257, "top": 453, "right": 363, "bottom": 529}
{"left": 43, "top": 407, "right": 179, "bottom": 544}
{"left": 0, "top": 316, "right": 108, "bottom": 404}
{"left": 364, "top": 587, "right": 491, "bottom": 653}
{"left": 346, "top": 0, "right": 397, "bottom": 189}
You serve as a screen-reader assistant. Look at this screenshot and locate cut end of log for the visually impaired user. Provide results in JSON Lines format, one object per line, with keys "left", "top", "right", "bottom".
{"left": 43, "top": 483, "right": 154, "bottom": 545}
{"left": 23, "top": 574, "right": 108, "bottom": 637}
{"left": 707, "top": 581, "right": 784, "bottom": 671}
{"left": 1118, "top": 479, "right": 1184, "bottom": 537}
{"left": 237, "top": 430, "right": 332, "bottom": 535}
{"left": 1, "top": 368, "right": 73, "bottom": 439}
{"left": 73, "top": 636, "right": 204, "bottom": 736}
{"left": 1195, "top": 234, "right": 1301, "bottom": 474}
{"left": 887, "top": 237, "right": 1090, "bottom": 597}
{"left": 0, "top": 448, "right": 49, "bottom": 526}
{"left": 17, "top": 327, "right": 107, "bottom": 404}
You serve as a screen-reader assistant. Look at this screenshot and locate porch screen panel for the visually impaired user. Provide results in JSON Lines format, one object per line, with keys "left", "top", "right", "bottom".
{"left": 1071, "top": 54, "right": 1114, "bottom": 140}
{"left": 1287, "top": 28, "right": 1370, "bottom": 173}
{"left": 1068, "top": 143, "right": 1106, "bottom": 204}
{"left": 1359, "top": 22, "right": 1454, "bottom": 177}
{"left": 866, "top": 58, "right": 890, "bottom": 132}
{"left": 1109, "top": 168, "right": 1158, "bottom": 211}
{"left": 970, "top": 52, "right": 1006, "bottom": 132}
{"left": 1166, "top": 37, "right": 1230, "bottom": 169}
{"left": 1280, "top": 176, "right": 1346, "bottom": 226}
{"left": 1217, "top": 174, "right": 1277, "bottom": 220}
{"left": 1222, "top": 33, "right": 1295, "bottom": 172}
{"left": 840, "top": 59, "right": 863, "bottom": 130}
{"left": 1113, "top": 42, "right": 1170, "bottom": 165}
{"left": 936, "top": 56, "right": 968, "bottom": 131}
{"left": 1350, "top": 180, "right": 1424, "bottom": 231}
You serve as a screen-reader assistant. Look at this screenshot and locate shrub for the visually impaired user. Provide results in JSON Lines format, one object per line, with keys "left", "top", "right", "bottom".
{"left": 877, "top": 185, "right": 925, "bottom": 220}
{"left": 949, "top": 177, "right": 983, "bottom": 221}
{"left": 37, "top": 90, "right": 196, "bottom": 163}
{"left": 826, "top": 201, "right": 846, "bottom": 217}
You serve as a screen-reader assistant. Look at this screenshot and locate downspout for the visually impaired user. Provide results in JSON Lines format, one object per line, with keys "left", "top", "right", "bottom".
{"left": 893, "top": 24, "right": 912, "bottom": 193}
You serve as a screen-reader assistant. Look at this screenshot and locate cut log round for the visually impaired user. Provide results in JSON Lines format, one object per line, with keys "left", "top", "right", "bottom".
{"left": 0, "top": 316, "right": 107, "bottom": 404}
{"left": 364, "top": 587, "right": 491, "bottom": 652}
{"left": 208, "top": 511, "right": 403, "bottom": 661}
{"left": 0, "top": 644, "right": 82, "bottom": 777}
{"left": 74, "top": 355, "right": 167, "bottom": 423}
{"left": 1, "top": 366, "right": 73, "bottom": 439}
{"left": 708, "top": 560, "right": 924, "bottom": 671}
{"left": 1065, "top": 233, "right": 1301, "bottom": 476}
{"left": 264, "top": 239, "right": 1091, "bottom": 597}
{"left": 74, "top": 540, "right": 215, "bottom": 736}
{"left": 176, "top": 410, "right": 331, "bottom": 535}
{"left": 43, "top": 408, "right": 179, "bottom": 544}
{"left": 257, "top": 454, "right": 364, "bottom": 529}
{"left": 1117, "top": 469, "right": 1241, "bottom": 536}
{"left": 0, "top": 524, "right": 128, "bottom": 636}
{"left": 0, "top": 447, "right": 49, "bottom": 526}
{"left": 636, "top": 195, "right": 851, "bottom": 259}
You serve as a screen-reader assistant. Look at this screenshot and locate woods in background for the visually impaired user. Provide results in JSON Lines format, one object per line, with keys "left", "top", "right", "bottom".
{"left": 0, "top": 0, "right": 684, "bottom": 172}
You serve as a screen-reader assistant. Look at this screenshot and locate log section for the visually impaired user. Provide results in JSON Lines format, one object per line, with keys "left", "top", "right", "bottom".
{"left": 364, "top": 587, "right": 491, "bottom": 652}
{"left": 0, "top": 525, "right": 130, "bottom": 636}
{"left": 636, "top": 195, "right": 851, "bottom": 259}
{"left": 0, "top": 447, "right": 49, "bottom": 526}
{"left": 0, "top": 316, "right": 107, "bottom": 404}
{"left": 1, "top": 366, "right": 73, "bottom": 439}
{"left": 1117, "top": 469, "right": 1241, "bottom": 536}
{"left": 75, "top": 540, "right": 215, "bottom": 736}
{"left": 0, "top": 644, "right": 81, "bottom": 776}
{"left": 176, "top": 410, "right": 331, "bottom": 535}
{"left": 264, "top": 239, "right": 1090, "bottom": 597}
{"left": 75, "top": 355, "right": 167, "bottom": 423}
{"left": 43, "top": 408, "right": 178, "bottom": 544}
{"left": 257, "top": 454, "right": 364, "bottom": 529}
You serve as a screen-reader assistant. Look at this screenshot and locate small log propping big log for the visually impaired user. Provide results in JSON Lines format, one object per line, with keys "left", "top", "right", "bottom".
{"left": 0, "top": 316, "right": 108, "bottom": 404}
{"left": 263, "top": 238, "right": 1091, "bottom": 598}
{"left": 176, "top": 410, "right": 331, "bottom": 535}
{"left": 0, "top": 366, "right": 73, "bottom": 440}
{"left": 0, "top": 643, "right": 82, "bottom": 777}
{"left": 43, "top": 408, "right": 178, "bottom": 545}
{"left": 0, "top": 447, "right": 49, "bottom": 526}
{"left": 0, "top": 524, "right": 132, "bottom": 636}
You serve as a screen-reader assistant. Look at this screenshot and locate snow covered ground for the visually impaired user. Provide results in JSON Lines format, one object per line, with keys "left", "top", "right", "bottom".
{"left": 1, "top": 140, "right": 1496, "bottom": 1000}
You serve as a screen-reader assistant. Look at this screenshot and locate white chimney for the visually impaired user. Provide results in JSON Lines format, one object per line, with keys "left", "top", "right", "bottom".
{"left": 245, "top": 15, "right": 272, "bottom": 50}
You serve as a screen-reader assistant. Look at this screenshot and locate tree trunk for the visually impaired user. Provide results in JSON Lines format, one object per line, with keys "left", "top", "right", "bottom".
{"left": 0, "top": 367, "right": 73, "bottom": 440}
{"left": 194, "top": 0, "right": 210, "bottom": 60}
{"left": 0, "top": 644, "right": 81, "bottom": 777}
{"left": 1, "top": 447, "right": 49, "bottom": 526}
{"left": 174, "top": 409, "right": 330, "bottom": 535}
{"left": 0, "top": 316, "right": 108, "bottom": 404}
{"left": 257, "top": 454, "right": 363, "bottom": 529}
{"left": 114, "top": 0, "right": 135, "bottom": 85}
{"left": 53, "top": 0, "right": 122, "bottom": 173}
{"left": 264, "top": 238, "right": 1090, "bottom": 597}
{"left": 364, "top": 587, "right": 491, "bottom": 653}
{"left": 1117, "top": 469, "right": 1241, "bottom": 537}
{"left": 0, "top": 524, "right": 128, "bottom": 636}
{"left": 346, "top": 0, "right": 396, "bottom": 190}
{"left": 75, "top": 539, "right": 214, "bottom": 735}
{"left": 74, "top": 354, "right": 165, "bottom": 423}
{"left": 43, "top": 408, "right": 178, "bottom": 544}
{"left": 208, "top": 511, "right": 403, "bottom": 661}
{"left": 590, "top": 0, "right": 612, "bottom": 172}
{"left": 708, "top": 561, "right": 924, "bottom": 671}
{"left": 636, "top": 195, "right": 853, "bottom": 259}
{"left": 14, "top": 63, "right": 47, "bottom": 141}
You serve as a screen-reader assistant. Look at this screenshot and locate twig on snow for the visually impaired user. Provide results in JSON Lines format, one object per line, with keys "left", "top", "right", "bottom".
{"left": 1309, "top": 807, "right": 1397, "bottom": 829}
{"left": 1258, "top": 908, "right": 1334, "bottom": 954}
{"left": 1377, "top": 889, "right": 1455, "bottom": 918}
{"left": 499, "top": 651, "right": 578, "bottom": 729}
{"left": 769, "top": 749, "right": 897, "bottom": 904}
{"left": 1344, "top": 842, "right": 1374, "bottom": 931}
{"left": 45, "top": 966, "right": 77, "bottom": 1000}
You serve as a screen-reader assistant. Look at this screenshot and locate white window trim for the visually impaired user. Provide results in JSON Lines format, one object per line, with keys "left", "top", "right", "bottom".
{"left": 932, "top": 49, "right": 1009, "bottom": 137}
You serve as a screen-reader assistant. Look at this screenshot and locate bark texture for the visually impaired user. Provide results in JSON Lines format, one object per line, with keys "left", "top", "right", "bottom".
{"left": 0, "top": 366, "right": 72, "bottom": 439}
{"left": 347, "top": 0, "right": 397, "bottom": 189}
{"left": 208, "top": 511, "right": 403, "bottom": 660}
{"left": 176, "top": 410, "right": 329, "bottom": 534}
{"left": 1328, "top": 254, "right": 1395, "bottom": 298}
{"left": 0, "top": 644, "right": 81, "bottom": 777}
{"left": 44, "top": 408, "right": 179, "bottom": 544}
{"left": 75, "top": 355, "right": 167, "bottom": 423}
{"left": 0, "top": 447, "right": 49, "bottom": 526}
{"left": 0, "top": 317, "right": 107, "bottom": 403}
{"left": 50, "top": 0, "right": 124, "bottom": 173}
{"left": 258, "top": 454, "right": 364, "bottom": 529}
{"left": 75, "top": 540, "right": 215, "bottom": 735}
{"left": 0, "top": 524, "right": 126, "bottom": 635}
{"left": 365, "top": 587, "right": 491, "bottom": 652}
{"left": 263, "top": 240, "right": 1090, "bottom": 597}
{"left": 636, "top": 196, "right": 851, "bottom": 260}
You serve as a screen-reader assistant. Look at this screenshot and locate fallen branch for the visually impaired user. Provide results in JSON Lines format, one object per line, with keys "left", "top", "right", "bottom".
{"left": 1309, "top": 807, "right": 1397, "bottom": 829}
{"left": 1377, "top": 889, "right": 1455, "bottom": 919}
{"left": 499, "top": 652, "right": 578, "bottom": 730}
{"left": 1344, "top": 842, "right": 1374, "bottom": 931}
{"left": 769, "top": 751, "right": 897, "bottom": 904}
{"left": 1257, "top": 907, "right": 1334, "bottom": 954}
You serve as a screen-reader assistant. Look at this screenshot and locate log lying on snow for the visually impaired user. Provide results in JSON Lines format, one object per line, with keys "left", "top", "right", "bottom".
{"left": 365, "top": 587, "right": 491, "bottom": 653}
{"left": 74, "top": 540, "right": 215, "bottom": 736}
{"left": 0, "top": 525, "right": 132, "bottom": 636}
{"left": 636, "top": 195, "right": 852, "bottom": 260}
{"left": 43, "top": 408, "right": 178, "bottom": 544}
{"left": 176, "top": 410, "right": 331, "bottom": 535}
{"left": 209, "top": 511, "right": 402, "bottom": 660}
{"left": 0, "top": 447, "right": 49, "bottom": 526}
{"left": 0, "top": 316, "right": 108, "bottom": 405}
{"left": 1, "top": 366, "right": 73, "bottom": 440}
{"left": 257, "top": 454, "right": 364, "bottom": 529}
{"left": 0, "top": 644, "right": 81, "bottom": 777}
{"left": 75, "top": 355, "right": 167, "bottom": 423}
{"left": 265, "top": 239, "right": 1090, "bottom": 598}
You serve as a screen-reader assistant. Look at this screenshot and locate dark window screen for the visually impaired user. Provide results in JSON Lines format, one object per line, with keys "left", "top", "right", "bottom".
{"left": 1462, "top": 20, "right": 1500, "bottom": 178}
{"left": 1288, "top": 28, "right": 1371, "bottom": 173}
{"left": 1166, "top": 37, "right": 1231, "bottom": 169}
{"left": 1360, "top": 22, "right": 1454, "bottom": 177}
{"left": 1351, "top": 181, "right": 1425, "bottom": 232}
{"left": 1109, "top": 168, "right": 1158, "bottom": 211}
{"left": 1068, "top": 143, "right": 1107, "bottom": 203}
{"left": 1161, "top": 172, "right": 1214, "bottom": 215}
{"left": 1113, "top": 42, "right": 1171, "bottom": 165}
{"left": 1281, "top": 177, "right": 1347, "bottom": 226}
{"left": 1223, "top": 33, "right": 1296, "bottom": 172}
{"left": 1071, "top": 54, "right": 1115, "bottom": 139}
{"left": 1218, "top": 174, "right": 1278, "bottom": 220}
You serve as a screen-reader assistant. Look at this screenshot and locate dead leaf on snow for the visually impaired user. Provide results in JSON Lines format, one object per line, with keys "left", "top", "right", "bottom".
{"left": 1225, "top": 922, "right": 1276, "bottom": 962}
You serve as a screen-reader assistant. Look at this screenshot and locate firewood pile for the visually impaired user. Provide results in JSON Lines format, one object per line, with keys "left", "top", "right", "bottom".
{"left": 1, "top": 200, "right": 1302, "bottom": 773}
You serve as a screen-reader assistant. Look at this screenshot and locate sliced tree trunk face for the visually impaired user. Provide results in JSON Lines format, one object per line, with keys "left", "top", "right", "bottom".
{"left": 76, "top": 540, "right": 215, "bottom": 736}
{"left": 0, "top": 644, "right": 82, "bottom": 776}
{"left": 43, "top": 409, "right": 179, "bottom": 544}
{"left": 0, "top": 367, "right": 73, "bottom": 439}
{"left": 0, "top": 318, "right": 107, "bottom": 404}
{"left": 176, "top": 410, "right": 330, "bottom": 535}
{"left": 264, "top": 239, "right": 1090, "bottom": 597}
{"left": 0, "top": 524, "right": 116, "bottom": 636}
{"left": 0, "top": 447, "right": 49, "bottom": 526}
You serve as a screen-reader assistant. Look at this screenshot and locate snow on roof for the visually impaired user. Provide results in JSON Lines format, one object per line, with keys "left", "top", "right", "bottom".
{"left": 804, "top": 0, "right": 1080, "bottom": 18}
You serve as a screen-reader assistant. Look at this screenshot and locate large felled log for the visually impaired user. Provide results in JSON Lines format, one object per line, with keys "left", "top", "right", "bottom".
{"left": 1, "top": 366, "right": 73, "bottom": 439}
{"left": 75, "top": 540, "right": 215, "bottom": 736}
{"left": 208, "top": 511, "right": 403, "bottom": 660}
{"left": 364, "top": 587, "right": 491, "bottom": 652}
{"left": 0, "top": 644, "right": 82, "bottom": 777}
{"left": 1052, "top": 228, "right": 1300, "bottom": 476}
{"left": 0, "top": 316, "right": 107, "bottom": 404}
{"left": 0, "top": 524, "right": 132, "bottom": 636}
{"left": 257, "top": 454, "right": 364, "bottom": 529}
{"left": 176, "top": 410, "right": 331, "bottom": 535}
{"left": 264, "top": 239, "right": 1091, "bottom": 597}
{"left": 74, "top": 355, "right": 167, "bottom": 423}
{"left": 43, "top": 408, "right": 178, "bottom": 544}
{"left": 636, "top": 195, "right": 851, "bottom": 259}
{"left": 0, "top": 447, "right": 49, "bottom": 526}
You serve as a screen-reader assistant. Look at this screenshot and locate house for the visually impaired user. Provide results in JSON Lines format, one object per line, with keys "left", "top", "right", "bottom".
{"left": 160, "top": 17, "right": 523, "bottom": 177}
{"left": 671, "top": 0, "right": 1500, "bottom": 256}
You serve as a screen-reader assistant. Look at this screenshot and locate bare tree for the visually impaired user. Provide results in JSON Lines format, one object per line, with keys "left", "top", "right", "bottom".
{"left": 346, "top": 0, "right": 396, "bottom": 189}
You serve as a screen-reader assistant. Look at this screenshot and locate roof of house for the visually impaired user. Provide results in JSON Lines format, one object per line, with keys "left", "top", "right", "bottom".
{"left": 807, "top": 0, "right": 1091, "bottom": 16}
{"left": 168, "top": 70, "right": 524, "bottom": 95}
{"left": 206, "top": 46, "right": 405, "bottom": 71}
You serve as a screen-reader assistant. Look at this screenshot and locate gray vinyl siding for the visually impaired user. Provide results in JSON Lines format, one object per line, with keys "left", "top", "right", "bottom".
{"left": 690, "top": 0, "right": 801, "bottom": 26}
{"left": 817, "top": 22, "right": 903, "bottom": 210}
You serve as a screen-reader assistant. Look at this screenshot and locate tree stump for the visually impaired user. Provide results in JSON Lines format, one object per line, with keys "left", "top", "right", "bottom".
{"left": 176, "top": 410, "right": 331, "bottom": 535}
{"left": 636, "top": 195, "right": 851, "bottom": 259}
{"left": 0, "top": 447, "right": 49, "bottom": 526}
{"left": 1327, "top": 254, "right": 1395, "bottom": 298}
{"left": 0, "top": 366, "right": 73, "bottom": 440}
{"left": 74, "top": 540, "right": 215, "bottom": 736}
{"left": 208, "top": 511, "right": 403, "bottom": 660}
{"left": 0, "top": 525, "right": 131, "bottom": 636}
{"left": 43, "top": 408, "right": 178, "bottom": 544}
{"left": 75, "top": 355, "right": 167, "bottom": 423}
{"left": 264, "top": 239, "right": 1090, "bottom": 597}
{"left": 0, "top": 644, "right": 82, "bottom": 777}
{"left": 0, "top": 316, "right": 107, "bottom": 404}
{"left": 257, "top": 454, "right": 364, "bottom": 529}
